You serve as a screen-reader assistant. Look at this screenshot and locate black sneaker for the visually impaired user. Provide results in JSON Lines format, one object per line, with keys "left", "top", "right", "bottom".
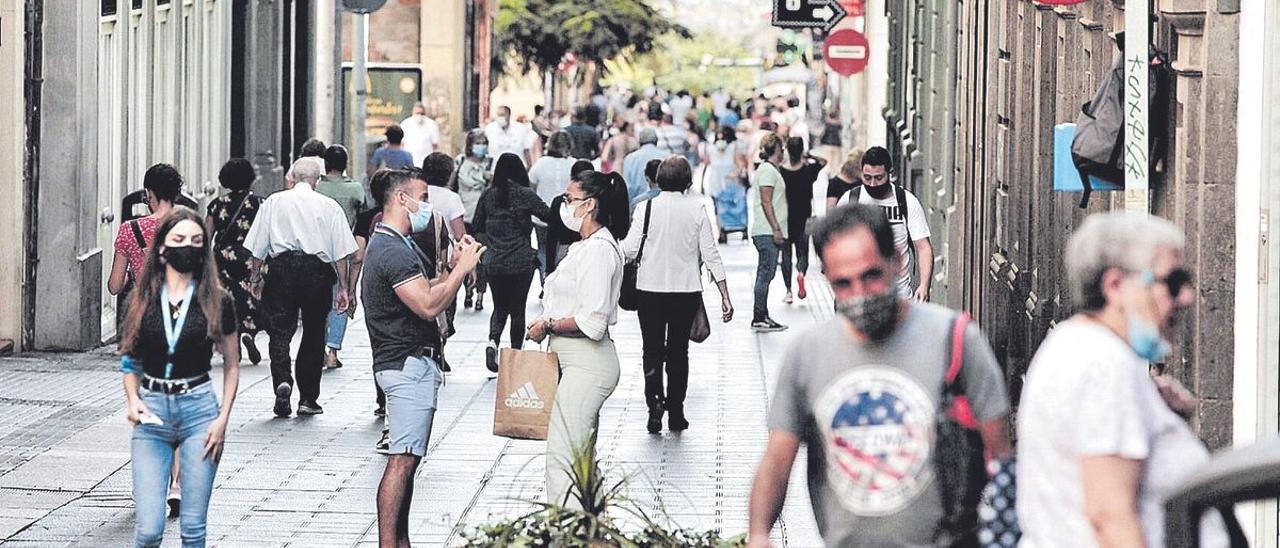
{"left": 668, "top": 407, "right": 690, "bottom": 432}
{"left": 485, "top": 342, "right": 499, "bottom": 373}
{"left": 373, "top": 406, "right": 386, "bottom": 417}
{"left": 464, "top": 294, "right": 473, "bottom": 309}
{"left": 751, "top": 318, "right": 788, "bottom": 332}
{"left": 374, "top": 430, "right": 390, "bottom": 454}
{"left": 242, "top": 334, "right": 261, "bottom": 365}
{"left": 273, "top": 383, "right": 292, "bottom": 418}
{"left": 166, "top": 492, "right": 181, "bottom": 518}
{"left": 297, "top": 400, "right": 324, "bottom": 415}
{"left": 475, "top": 293, "right": 485, "bottom": 311}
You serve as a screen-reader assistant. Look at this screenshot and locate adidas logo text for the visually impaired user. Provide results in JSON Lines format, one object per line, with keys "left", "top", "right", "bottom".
{"left": 505, "top": 382, "right": 545, "bottom": 409}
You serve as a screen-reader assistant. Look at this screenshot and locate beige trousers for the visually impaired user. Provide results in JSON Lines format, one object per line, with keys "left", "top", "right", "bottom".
{"left": 544, "top": 334, "right": 620, "bottom": 509}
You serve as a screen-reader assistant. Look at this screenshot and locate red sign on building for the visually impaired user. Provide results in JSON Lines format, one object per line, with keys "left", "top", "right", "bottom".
{"left": 839, "top": 0, "right": 864, "bottom": 17}
{"left": 823, "top": 29, "right": 870, "bottom": 76}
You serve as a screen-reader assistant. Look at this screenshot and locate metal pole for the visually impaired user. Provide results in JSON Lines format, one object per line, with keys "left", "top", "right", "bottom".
{"left": 1123, "top": 0, "right": 1150, "bottom": 214}
{"left": 353, "top": 12, "right": 369, "bottom": 183}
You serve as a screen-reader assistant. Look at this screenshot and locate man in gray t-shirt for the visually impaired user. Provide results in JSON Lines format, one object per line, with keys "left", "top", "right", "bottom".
{"left": 747, "top": 204, "right": 1010, "bottom": 548}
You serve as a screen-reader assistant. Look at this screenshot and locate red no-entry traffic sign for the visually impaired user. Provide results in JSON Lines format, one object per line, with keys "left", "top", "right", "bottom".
{"left": 823, "top": 29, "right": 869, "bottom": 76}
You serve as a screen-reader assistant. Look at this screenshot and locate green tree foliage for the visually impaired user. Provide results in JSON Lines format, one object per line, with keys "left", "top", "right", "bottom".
{"left": 493, "top": 0, "right": 690, "bottom": 79}
{"left": 603, "top": 31, "right": 760, "bottom": 97}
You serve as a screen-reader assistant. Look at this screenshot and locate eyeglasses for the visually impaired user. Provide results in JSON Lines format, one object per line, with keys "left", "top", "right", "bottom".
{"left": 1141, "top": 268, "right": 1194, "bottom": 297}
{"left": 562, "top": 194, "right": 588, "bottom": 204}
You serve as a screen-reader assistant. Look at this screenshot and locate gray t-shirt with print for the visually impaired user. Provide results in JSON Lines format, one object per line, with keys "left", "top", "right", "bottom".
{"left": 767, "top": 302, "right": 1009, "bottom": 547}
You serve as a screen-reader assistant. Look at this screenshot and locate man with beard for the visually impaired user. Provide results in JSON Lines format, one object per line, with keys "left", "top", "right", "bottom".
{"left": 746, "top": 204, "right": 1010, "bottom": 547}
{"left": 836, "top": 147, "right": 935, "bottom": 302}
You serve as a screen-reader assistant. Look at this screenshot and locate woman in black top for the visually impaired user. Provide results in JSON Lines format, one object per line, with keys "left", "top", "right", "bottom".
{"left": 825, "top": 150, "right": 863, "bottom": 213}
{"left": 778, "top": 136, "right": 827, "bottom": 303}
{"left": 472, "top": 153, "right": 553, "bottom": 372}
{"left": 119, "top": 207, "right": 241, "bottom": 546}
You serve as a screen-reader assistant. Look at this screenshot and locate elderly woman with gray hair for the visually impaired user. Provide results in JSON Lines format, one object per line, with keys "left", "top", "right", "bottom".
{"left": 1016, "top": 213, "right": 1233, "bottom": 548}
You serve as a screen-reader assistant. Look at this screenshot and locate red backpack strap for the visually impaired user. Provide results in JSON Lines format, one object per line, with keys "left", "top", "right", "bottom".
{"left": 945, "top": 312, "right": 978, "bottom": 429}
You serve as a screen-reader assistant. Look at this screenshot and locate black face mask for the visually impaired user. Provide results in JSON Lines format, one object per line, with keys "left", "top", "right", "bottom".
{"left": 865, "top": 182, "right": 893, "bottom": 200}
{"left": 164, "top": 245, "right": 205, "bottom": 274}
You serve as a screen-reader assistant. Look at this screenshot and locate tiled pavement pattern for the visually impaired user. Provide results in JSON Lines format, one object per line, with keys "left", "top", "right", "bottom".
{"left": 0, "top": 238, "right": 832, "bottom": 547}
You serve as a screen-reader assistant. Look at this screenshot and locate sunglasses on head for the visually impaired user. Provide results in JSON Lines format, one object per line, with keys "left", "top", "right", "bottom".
{"left": 1141, "top": 268, "right": 1194, "bottom": 297}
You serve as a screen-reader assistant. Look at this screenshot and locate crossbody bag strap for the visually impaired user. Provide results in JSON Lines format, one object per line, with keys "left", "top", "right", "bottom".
{"left": 635, "top": 199, "right": 654, "bottom": 264}
{"left": 215, "top": 194, "right": 252, "bottom": 248}
{"left": 129, "top": 219, "right": 147, "bottom": 251}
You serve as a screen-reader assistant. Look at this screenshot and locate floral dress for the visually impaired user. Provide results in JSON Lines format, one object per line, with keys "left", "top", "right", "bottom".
{"left": 207, "top": 190, "right": 264, "bottom": 334}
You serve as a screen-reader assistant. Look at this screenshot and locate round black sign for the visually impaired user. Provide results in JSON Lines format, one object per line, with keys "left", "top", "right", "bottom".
{"left": 341, "top": 0, "right": 387, "bottom": 13}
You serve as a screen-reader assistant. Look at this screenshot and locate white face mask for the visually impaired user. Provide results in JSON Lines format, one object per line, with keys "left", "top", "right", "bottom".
{"left": 560, "top": 200, "right": 587, "bottom": 232}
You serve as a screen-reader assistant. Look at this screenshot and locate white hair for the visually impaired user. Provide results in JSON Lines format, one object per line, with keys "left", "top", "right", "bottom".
{"left": 286, "top": 157, "right": 324, "bottom": 185}
{"left": 1065, "top": 212, "right": 1185, "bottom": 311}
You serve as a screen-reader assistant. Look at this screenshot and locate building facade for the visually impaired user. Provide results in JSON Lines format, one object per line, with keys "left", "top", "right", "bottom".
{"left": 0, "top": 0, "right": 24, "bottom": 352}
{"left": 876, "top": 0, "right": 1242, "bottom": 447}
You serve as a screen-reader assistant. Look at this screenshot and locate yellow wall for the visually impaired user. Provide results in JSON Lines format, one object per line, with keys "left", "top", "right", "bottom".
{"left": 0, "top": 0, "right": 25, "bottom": 348}
{"left": 420, "top": 0, "right": 467, "bottom": 155}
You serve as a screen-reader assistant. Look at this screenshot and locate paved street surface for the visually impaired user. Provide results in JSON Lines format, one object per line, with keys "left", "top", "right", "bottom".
{"left": 0, "top": 240, "right": 829, "bottom": 547}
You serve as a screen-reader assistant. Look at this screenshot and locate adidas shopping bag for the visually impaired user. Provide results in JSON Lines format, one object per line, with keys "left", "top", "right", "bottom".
{"left": 493, "top": 348, "right": 560, "bottom": 440}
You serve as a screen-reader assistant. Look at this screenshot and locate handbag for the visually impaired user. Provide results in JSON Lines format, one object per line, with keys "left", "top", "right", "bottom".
{"left": 934, "top": 312, "right": 988, "bottom": 547}
{"left": 618, "top": 200, "right": 652, "bottom": 311}
{"left": 689, "top": 297, "right": 710, "bottom": 343}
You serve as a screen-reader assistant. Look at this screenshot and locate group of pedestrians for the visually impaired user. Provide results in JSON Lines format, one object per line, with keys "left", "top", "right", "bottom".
{"left": 108, "top": 94, "right": 1228, "bottom": 548}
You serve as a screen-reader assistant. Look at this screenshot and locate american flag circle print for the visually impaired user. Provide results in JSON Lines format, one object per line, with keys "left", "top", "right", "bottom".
{"left": 815, "top": 366, "right": 936, "bottom": 516}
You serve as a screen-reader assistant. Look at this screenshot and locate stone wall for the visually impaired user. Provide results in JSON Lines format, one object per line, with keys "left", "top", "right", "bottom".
{"left": 885, "top": 0, "right": 1240, "bottom": 447}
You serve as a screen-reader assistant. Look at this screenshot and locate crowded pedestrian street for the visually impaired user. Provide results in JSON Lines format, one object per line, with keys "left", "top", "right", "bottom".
{"left": 0, "top": 241, "right": 825, "bottom": 546}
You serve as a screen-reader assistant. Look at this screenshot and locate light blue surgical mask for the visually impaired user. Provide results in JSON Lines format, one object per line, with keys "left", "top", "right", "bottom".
{"left": 1126, "top": 270, "right": 1172, "bottom": 362}
{"left": 404, "top": 193, "right": 434, "bottom": 234}
{"left": 472, "top": 144, "right": 488, "bottom": 158}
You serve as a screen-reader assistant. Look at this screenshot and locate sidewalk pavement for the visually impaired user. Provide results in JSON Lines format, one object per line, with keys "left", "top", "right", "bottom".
{"left": 0, "top": 238, "right": 831, "bottom": 547}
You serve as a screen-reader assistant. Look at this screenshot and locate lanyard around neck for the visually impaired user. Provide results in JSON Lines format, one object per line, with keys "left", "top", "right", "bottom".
{"left": 160, "top": 281, "right": 197, "bottom": 379}
{"left": 375, "top": 222, "right": 414, "bottom": 250}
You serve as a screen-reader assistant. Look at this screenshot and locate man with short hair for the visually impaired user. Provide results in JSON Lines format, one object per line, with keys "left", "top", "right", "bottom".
{"left": 400, "top": 102, "right": 440, "bottom": 167}
{"left": 363, "top": 169, "right": 483, "bottom": 547}
{"left": 317, "top": 145, "right": 369, "bottom": 370}
{"left": 630, "top": 158, "right": 663, "bottom": 208}
{"left": 245, "top": 157, "right": 358, "bottom": 417}
{"left": 621, "top": 127, "right": 669, "bottom": 205}
{"left": 837, "top": 146, "right": 935, "bottom": 301}
{"left": 747, "top": 204, "right": 1011, "bottom": 548}
{"left": 565, "top": 107, "right": 601, "bottom": 160}
{"left": 300, "top": 138, "right": 327, "bottom": 158}
{"left": 370, "top": 124, "right": 417, "bottom": 174}
{"left": 484, "top": 105, "right": 532, "bottom": 167}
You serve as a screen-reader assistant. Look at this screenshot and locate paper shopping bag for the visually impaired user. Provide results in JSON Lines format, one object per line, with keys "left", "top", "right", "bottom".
{"left": 493, "top": 348, "right": 560, "bottom": 440}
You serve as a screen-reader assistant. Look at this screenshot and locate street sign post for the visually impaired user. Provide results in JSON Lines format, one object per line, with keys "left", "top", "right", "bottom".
{"left": 823, "top": 29, "right": 869, "bottom": 76}
{"left": 1124, "top": 0, "right": 1150, "bottom": 214}
{"left": 772, "top": 0, "right": 847, "bottom": 33}
{"left": 340, "top": 0, "right": 386, "bottom": 182}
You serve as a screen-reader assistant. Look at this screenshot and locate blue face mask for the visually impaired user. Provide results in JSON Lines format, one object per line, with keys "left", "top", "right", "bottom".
{"left": 1126, "top": 270, "right": 1172, "bottom": 362}
{"left": 405, "top": 194, "right": 434, "bottom": 234}
{"left": 472, "top": 144, "right": 488, "bottom": 158}
{"left": 1126, "top": 314, "right": 1171, "bottom": 363}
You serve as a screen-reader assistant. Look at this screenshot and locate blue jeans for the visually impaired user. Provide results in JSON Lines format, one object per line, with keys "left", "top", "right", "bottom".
{"left": 326, "top": 282, "right": 347, "bottom": 350}
{"left": 752, "top": 235, "right": 781, "bottom": 321}
{"left": 131, "top": 382, "right": 221, "bottom": 547}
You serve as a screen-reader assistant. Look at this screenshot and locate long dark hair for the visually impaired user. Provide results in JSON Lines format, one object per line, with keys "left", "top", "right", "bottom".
{"left": 492, "top": 153, "right": 528, "bottom": 208}
{"left": 119, "top": 207, "right": 227, "bottom": 355}
{"left": 573, "top": 170, "right": 631, "bottom": 240}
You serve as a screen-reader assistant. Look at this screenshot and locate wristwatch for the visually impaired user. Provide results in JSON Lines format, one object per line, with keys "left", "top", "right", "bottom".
{"left": 545, "top": 318, "right": 557, "bottom": 335}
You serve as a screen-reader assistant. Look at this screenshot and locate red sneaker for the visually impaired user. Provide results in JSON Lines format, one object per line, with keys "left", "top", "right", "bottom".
{"left": 797, "top": 273, "right": 808, "bottom": 300}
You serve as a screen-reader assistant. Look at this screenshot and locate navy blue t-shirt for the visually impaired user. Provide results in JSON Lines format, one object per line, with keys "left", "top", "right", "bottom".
{"left": 362, "top": 229, "right": 441, "bottom": 372}
{"left": 371, "top": 147, "right": 416, "bottom": 170}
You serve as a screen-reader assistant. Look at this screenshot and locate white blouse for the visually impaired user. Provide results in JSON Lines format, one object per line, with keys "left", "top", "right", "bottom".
{"left": 539, "top": 228, "right": 624, "bottom": 341}
{"left": 620, "top": 192, "right": 727, "bottom": 293}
